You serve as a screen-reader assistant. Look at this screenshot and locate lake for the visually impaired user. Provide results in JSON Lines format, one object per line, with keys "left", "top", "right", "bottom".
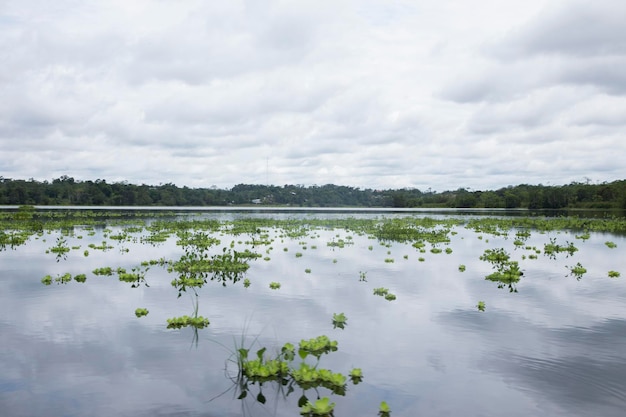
{"left": 1, "top": 209, "right": 625, "bottom": 417}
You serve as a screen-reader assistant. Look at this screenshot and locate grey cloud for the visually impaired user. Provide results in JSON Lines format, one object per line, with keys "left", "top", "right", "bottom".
{"left": 560, "top": 56, "right": 626, "bottom": 94}
{"left": 489, "top": 0, "right": 626, "bottom": 59}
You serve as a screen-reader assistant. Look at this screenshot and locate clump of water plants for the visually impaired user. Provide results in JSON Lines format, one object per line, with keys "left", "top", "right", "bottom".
{"left": 41, "top": 273, "right": 72, "bottom": 285}
{"left": 543, "top": 238, "right": 578, "bottom": 258}
{"left": 373, "top": 287, "right": 389, "bottom": 296}
{"left": 575, "top": 232, "right": 590, "bottom": 240}
{"left": 305, "top": 268, "right": 311, "bottom": 273}
{"left": 269, "top": 282, "right": 281, "bottom": 290}
{"left": 166, "top": 315, "right": 210, "bottom": 329}
{"left": 608, "top": 270, "right": 620, "bottom": 278}
{"left": 480, "top": 248, "right": 510, "bottom": 264}
{"left": 49, "top": 236, "right": 70, "bottom": 261}
{"left": 458, "top": 264, "right": 466, "bottom": 272}
{"left": 568, "top": 262, "right": 587, "bottom": 280}
{"left": 373, "top": 287, "right": 397, "bottom": 301}
{"left": 135, "top": 308, "right": 149, "bottom": 317}
{"left": 332, "top": 313, "right": 347, "bottom": 329}
{"left": 384, "top": 293, "right": 397, "bottom": 301}
{"left": 477, "top": 301, "right": 486, "bottom": 312}
{"left": 118, "top": 266, "right": 149, "bottom": 288}
{"left": 605, "top": 241, "right": 617, "bottom": 248}
{"left": 299, "top": 335, "right": 338, "bottom": 359}
{"left": 485, "top": 260, "right": 523, "bottom": 292}
{"left": 300, "top": 397, "right": 335, "bottom": 417}
{"left": 93, "top": 266, "right": 114, "bottom": 276}
{"left": 234, "top": 334, "right": 358, "bottom": 408}
{"left": 243, "top": 278, "right": 251, "bottom": 287}
{"left": 74, "top": 274, "right": 87, "bottom": 283}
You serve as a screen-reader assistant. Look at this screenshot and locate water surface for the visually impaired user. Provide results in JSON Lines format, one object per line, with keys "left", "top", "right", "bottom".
{"left": 1, "top": 211, "right": 625, "bottom": 416}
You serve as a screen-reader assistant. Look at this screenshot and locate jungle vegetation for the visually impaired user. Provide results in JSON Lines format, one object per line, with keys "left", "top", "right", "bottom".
{"left": 1, "top": 176, "right": 625, "bottom": 210}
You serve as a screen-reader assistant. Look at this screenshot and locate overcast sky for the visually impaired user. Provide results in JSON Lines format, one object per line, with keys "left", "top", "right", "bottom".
{"left": 1, "top": 0, "right": 625, "bottom": 191}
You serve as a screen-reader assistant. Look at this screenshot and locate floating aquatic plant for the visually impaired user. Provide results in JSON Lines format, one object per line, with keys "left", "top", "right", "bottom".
{"left": 568, "top": 262, "right": 587, "bottom": 280}
{"left": 300, "top": 397, "right": 335, "bottom": 417}
{"left": 379, "top": 401, "right": 391, "bottom": 417}
{"left": 373, "top": 287, "right": 389, "bottom": 296}
{"left": 135, "top": 308, "right": 149, "bottom": 317}
{"left": 332, "top": 313, "right": 347, "bottom": 329}
{"left": 349, "top": 368, "right": 363, "bottom": 384}
{"left": 166, "top": 315, "right": 210, "bottom": 329}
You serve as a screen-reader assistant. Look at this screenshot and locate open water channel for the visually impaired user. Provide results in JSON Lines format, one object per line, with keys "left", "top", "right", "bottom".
{"left": 1, "top": 208, "right": 625, "bottom": 417}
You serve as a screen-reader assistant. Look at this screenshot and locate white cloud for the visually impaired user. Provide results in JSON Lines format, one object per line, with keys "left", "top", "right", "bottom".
{"left": 0, "top": 0, "right": 624, "bottom": 191}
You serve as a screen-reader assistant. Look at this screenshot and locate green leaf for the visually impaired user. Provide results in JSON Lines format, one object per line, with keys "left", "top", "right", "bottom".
{"left": 238, "top": 348, "right": 249, "bottom": 360}
{"left": 298, "top": 348, "right": 308, "bottom": 360}
{"left": 379, "top": 401, "right": 390, "bottom": 412}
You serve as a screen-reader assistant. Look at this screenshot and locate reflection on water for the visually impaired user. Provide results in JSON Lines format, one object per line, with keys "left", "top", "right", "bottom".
{"left": 0, "top": 212, "right": 625, "bottom": 416}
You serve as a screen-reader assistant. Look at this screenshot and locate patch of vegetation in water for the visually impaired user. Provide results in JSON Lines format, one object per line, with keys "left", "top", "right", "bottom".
{"left": 332, "top": 313, "right": 347, "bottom": 329}
{"left": 166, "top": 315, "right": 210, "bottom": 329}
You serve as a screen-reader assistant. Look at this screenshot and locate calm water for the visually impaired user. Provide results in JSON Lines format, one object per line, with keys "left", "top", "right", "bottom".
{"left": 1, "top": 211, "right": 626, "bottom": 417}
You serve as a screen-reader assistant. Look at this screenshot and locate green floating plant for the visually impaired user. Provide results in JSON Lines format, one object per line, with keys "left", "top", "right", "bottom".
{"left": 608, "top": 270, "right": 620, "bottom": 278}
{"left": 384, "top": 293, "right": 396, "bottom": 301}
{"left": 41, "top": 273, "right": 73, "bottom": 285}
{"left": 92, "top": 266, "right": 113, "bottom": 276}
{"left": 379, "top": 401, "right": 391, "bottom": 417}
{"left": 135, "top": 308, "right": 149, "bottom": 318}
{"left": 477, "top": 301, "right": 486, "bottom": 312}
{"left": 373, "top": 287, "right": 397, "bottom": 301}
{"left": 332, "top": 312, "right": 347, "bottom": 329}
{"left": 568, "top": 262, "right": 587, "bottom": 280}
{"left": 300, "top": 397, "right": 335, "bottom": 417}
{"left": 349, "top": 368, "right": 363, "bottom": 384}
{"left": 166, "top": 315, "right": 210, "bottom": 329}
{"left": 269, "top": 281, "right": 281, "bottom": 289}
{"left": 298, "top": 335, "right": 338, "bottom": 360}
{"left": 373, "top": 287, "right": 389, "bottom": 296}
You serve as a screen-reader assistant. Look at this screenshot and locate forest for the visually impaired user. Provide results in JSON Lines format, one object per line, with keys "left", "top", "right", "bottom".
{"left": 0, "top": 176, "right": 625, "bottom": 210}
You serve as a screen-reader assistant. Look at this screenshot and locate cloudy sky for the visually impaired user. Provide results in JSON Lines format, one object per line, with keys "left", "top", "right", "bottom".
{"left": 1, "top": 0, "right": 625, "bottom": 191}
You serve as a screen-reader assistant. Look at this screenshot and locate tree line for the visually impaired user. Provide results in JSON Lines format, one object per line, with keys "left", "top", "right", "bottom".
{"left": 0, "top": 176, "right": 625, "bottom": 210}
